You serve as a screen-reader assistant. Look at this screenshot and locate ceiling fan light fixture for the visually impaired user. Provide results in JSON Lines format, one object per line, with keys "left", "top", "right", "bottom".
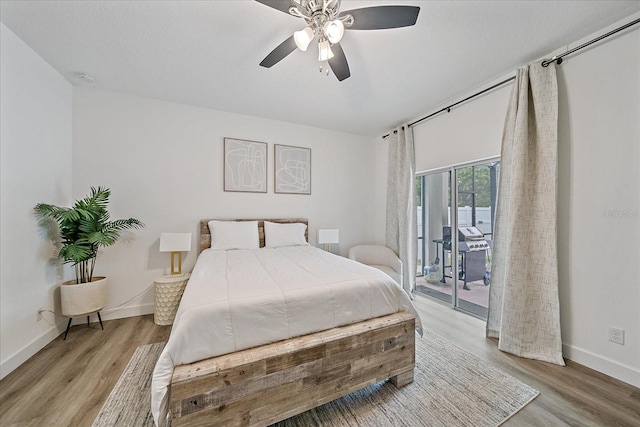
{"left": 318, "top": 39, "right": 334, "bottom": 61}
{"left": 294, "top": 26, "right": 315, "bottom": 51}
{"left": 258, "top": 1, "right": 420, "bottom": 81}
{"left": 323, "top": 19, "right": 344, "bottom": 44}
{"left": 318, "top": 40, "right": 333, "bottom": 62}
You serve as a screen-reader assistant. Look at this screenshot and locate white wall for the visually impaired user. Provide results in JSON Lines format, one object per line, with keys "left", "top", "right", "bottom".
{"left": 0, "top": 23, "right": 73, "bottom": 379}
{"left": 372, "top": 136, "right": 389, "bottom": 245}
{"left": 556, "top": 17, "right": 639, "bottom": 387}
{"left": 377, "top": 16, "right": 640, "bottom": 387}
{"left": 72, "top": 87, "right": 377, "bottom": 323}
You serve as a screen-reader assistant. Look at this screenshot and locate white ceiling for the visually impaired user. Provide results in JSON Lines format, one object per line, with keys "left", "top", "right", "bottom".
{"left": 1, "top": 1, "right": 639, "bottom": 136}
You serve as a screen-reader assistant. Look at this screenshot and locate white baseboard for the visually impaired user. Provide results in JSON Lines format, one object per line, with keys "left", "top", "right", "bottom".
{"left": 102, "top": 302, "right": 155, "bottom": 319}
{"left": 563, "top": 343, "right": 640, "bottom": 388}
{"left": 0, "top": 302, "right": 154, "bottom": 381}
{"left": 0, "top": 321, "right": 66, "bottom": 380}
{"left": 76, "top": 302, "right": 154, "bottom": 324}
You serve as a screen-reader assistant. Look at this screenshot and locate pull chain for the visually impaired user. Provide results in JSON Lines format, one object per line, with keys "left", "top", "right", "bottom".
{"left": 319, "top": 62, "right": 330, "bottom": 77}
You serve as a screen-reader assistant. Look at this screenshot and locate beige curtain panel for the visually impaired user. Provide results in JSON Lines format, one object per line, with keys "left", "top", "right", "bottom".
{"left": 386, "top": 125, "right": 417, "bottom": 295}
{"left": 486, "top": 62, "right": 565, "bottom": 366}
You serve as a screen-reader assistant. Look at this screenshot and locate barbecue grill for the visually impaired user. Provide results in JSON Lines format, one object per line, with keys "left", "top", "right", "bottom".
{"left": 436, "top": 226, "right": 491, "bottom": 290}
{"left": 457, "top": 226, "right": 490, "bottom": 252}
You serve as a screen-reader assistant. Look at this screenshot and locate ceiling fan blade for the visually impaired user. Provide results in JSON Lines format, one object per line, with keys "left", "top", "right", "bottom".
{"left": 339, "top": 6, "right": 420, "bottom": 30}
{"left": 328, "top": 43, "right": 351, "bottom": 81}
{"left": 260, "top": 35, "right": 297, "bottom": 68}
{"left": 254, "top": 0, "right": 293, "bottom": 15}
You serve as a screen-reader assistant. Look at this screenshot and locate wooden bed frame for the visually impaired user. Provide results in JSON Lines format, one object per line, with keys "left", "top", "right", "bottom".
{"left": 168, "top": 219, "right": 416, "bottom": 426}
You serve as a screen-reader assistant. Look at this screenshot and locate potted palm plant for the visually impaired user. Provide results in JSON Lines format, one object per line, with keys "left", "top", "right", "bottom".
{"left": 34, "top": 187, "right": 143, "bottom": 338}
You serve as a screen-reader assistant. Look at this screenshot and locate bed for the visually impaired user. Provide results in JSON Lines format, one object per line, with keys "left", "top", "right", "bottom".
{"left": 151, "top": 218, "right": 422, "bottom": 426}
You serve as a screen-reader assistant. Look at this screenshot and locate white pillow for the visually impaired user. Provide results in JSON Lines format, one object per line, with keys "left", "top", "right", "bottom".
{"left": 264, "top": 221, "right": 308, "bottom": 248}
{"left": 208, "top": 220, "right": 259, "bottom": 250}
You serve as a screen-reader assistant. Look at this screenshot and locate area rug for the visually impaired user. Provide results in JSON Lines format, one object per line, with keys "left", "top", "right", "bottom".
{"left": 92, "top": 342, "right": 163, "bottom": 427}
{"left": 93, "top": 330, "right": 538, "bottom": 427}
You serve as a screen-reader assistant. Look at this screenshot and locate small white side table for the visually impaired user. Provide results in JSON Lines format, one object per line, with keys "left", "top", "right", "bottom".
{"left": 154, "top": 273, "right": 190, "bottom": 326}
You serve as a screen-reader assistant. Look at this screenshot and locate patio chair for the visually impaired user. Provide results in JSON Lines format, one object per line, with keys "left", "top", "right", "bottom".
{"left": 348, "top": 245, "right": 403, "bottom": 288}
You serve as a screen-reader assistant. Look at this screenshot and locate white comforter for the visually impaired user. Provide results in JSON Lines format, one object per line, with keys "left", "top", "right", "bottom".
{"left": 151, "top": 245, "right": 422, "bottom": 426}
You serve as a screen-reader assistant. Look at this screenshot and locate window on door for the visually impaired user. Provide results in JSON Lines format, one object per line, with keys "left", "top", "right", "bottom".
{"left": 415, "top": 159, "right": 500, "bottom": 319}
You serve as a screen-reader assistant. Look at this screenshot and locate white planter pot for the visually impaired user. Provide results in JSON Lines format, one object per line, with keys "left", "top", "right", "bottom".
{"left": 61, "top": 277, "right": 107, "bottom": 317}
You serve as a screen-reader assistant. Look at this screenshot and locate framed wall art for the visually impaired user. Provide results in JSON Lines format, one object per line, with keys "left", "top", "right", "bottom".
{"left": 223, "top": 138, "right": 267, "bottom": 193}
{"left": 274, "top": 144, "right": 311, "bottom": 195}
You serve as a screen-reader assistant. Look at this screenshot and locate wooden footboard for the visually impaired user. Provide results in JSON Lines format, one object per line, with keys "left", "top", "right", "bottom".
{"left": 170, "top": 312, "right": 416, "bottom": 426}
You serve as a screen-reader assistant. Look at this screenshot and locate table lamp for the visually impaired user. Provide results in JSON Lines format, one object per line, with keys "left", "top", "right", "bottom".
{"left": 318, "top": 228, "right": 339, "bottom": 252}
{"left": 159, "top": 232, "right": 192, "bottom": 276}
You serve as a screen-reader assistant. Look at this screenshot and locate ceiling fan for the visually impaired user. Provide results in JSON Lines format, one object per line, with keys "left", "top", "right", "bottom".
{"left": 256, "top": 0, "right": 420, "bottom": 81}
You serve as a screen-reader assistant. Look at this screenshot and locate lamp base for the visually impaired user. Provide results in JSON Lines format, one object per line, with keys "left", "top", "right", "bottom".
{"left": 170, "top": 251, "right": 183, "bottom": 275}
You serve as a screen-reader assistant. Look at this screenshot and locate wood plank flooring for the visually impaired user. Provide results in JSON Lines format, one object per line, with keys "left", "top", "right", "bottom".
{"left": 1, "top": 297, "right": 639, "bottom": 426}
{"left": 410, "top": 296, "right": 640, "bottom": 426}
{"left": 0, "top": 315, "right": 171, "bottom": 427}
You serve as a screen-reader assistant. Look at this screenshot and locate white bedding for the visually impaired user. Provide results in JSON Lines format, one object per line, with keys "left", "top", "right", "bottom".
{"left": 151, "top": 245, "right": 422, "bottom": 426}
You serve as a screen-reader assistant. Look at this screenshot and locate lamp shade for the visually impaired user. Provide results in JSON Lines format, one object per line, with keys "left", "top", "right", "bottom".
{"left": 159, "top": 233, "right": 192, "bottom": 252}
{"left": 317, "top": 39, "right": 334, "bottom": 61}
{"left": 317, "top": 229, "right": 339, "bottom": 244}
{"left": 294, "top": 26, "right": 314, "bottom": 51}
{"left": 323, "top": 19, "right": 344, "bottom": 44}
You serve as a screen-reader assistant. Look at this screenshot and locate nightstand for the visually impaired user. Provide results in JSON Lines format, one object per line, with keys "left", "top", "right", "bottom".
{"left": 154, "top": 273, "right": 190, "bottom": 326}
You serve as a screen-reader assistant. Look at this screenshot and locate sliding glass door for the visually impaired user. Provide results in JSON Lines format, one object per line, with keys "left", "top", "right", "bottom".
{"left": 416, "top": 170, "right": 453, "bottom": 305}
{"left": 455, "top": 161, "right": 498, "bottom": 318}
{"left": 415, "top": 158, "right": 499, "bottom": 319}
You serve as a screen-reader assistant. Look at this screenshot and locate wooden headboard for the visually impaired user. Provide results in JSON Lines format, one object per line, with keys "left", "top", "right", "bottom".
{"left": 199, "top": 218, "right": 309, "bottom": 253}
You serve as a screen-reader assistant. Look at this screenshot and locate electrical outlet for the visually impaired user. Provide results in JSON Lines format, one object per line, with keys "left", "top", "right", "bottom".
{"left": 36, "top": 309, "right": 43, "bottom": 322}
{"left": 609, "top": 326, "right": 625, "bottom": 345}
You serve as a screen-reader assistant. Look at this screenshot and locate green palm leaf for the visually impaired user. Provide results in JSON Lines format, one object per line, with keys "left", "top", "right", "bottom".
{"left": 34, "top": 187, "right": 144, "bottom": 283}
{"left": 59, "top": 242, "right": 93, "bottom": 264}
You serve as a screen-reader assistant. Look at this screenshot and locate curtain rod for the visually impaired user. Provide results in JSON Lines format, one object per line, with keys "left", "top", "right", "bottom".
{"left": 542, "top": 18, "right": 639, "bottom": 67}
{"left": 382, "top": 76, "right": 515, "bottom": 139}
{"left": 382, "top": 17, "right": 640, "bottom": 140}
{"left": 408, "top": 76, "right": 515, "bottom": 129}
